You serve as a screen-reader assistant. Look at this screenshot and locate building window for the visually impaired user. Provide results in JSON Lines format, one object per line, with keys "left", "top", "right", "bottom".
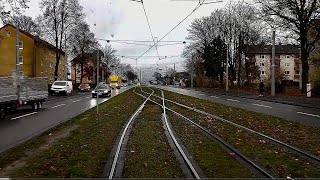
{"left": 261, "top": 71, "right": 265, "bottom": 75}
{"left": 19, "top": 56, "right": 23, "bottom": 64}
{"left": 260, "top": 55, "right": 265, "bottom": 59}
{"left": 50, "top": 62, "right": 52, "bottom": 68}
{"left": 260, "top": 62, "right": 265, "bottom": 67}
{"left": 286, "top": 55, "right": 291, "bottom": 59}
{"left": 41, "top": 59, "right": 43, "bottom": 66}
{"left": 41, "top": 72, "right": 44, "bottom": 78}
{"left": 20, "top": 71, "right": 24, "bottom": 77}
{"left": 295, "top": 70, "right": 300, "bottom": 75}
{"left": 19, "top": 41, "right": 23, "bottom": 49}
{"left": 285, "top": 63, "right": 290, "bottom": 67}
{"left": 7, "top": 31, "right": 11, "bottom": 37}
{"left": 285, "top": 71, "right": 290, "bottom": 75}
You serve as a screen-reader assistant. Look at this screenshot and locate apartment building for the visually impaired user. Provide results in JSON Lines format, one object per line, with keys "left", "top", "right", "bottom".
{"left": 0, "top": 24, "right": 66, "bottom": 84}
{"left": 245, "top": 44, "right": 301, "bottom": 82}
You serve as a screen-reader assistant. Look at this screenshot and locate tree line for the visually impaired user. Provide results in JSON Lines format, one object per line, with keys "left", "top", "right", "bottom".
{"left": 0, "top": 0, "right": 137, "bottom": 84}
{"left": 183, "top": 0, "right": 320, "bottom": 92}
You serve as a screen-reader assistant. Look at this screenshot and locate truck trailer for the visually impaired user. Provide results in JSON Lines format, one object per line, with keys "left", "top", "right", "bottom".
{"left": 0, "top": 77, "right": 48, "bottom": 119}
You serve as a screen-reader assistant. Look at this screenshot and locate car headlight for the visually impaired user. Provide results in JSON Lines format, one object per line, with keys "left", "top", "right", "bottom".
{"left": 104, "top": 90, "right": 109, "bottom": 93}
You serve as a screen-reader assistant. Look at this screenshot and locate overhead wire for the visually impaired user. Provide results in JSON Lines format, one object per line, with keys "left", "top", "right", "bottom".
{"left": 140, "top": 0, "right": 161, "bottom": 60}
{"left": 135, "top": 0, "right": 206, "bottom": 61}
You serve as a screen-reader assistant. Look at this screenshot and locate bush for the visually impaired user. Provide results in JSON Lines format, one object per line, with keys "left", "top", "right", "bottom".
{"left": 310, "top": 66, "right": 320, "bottom": 95}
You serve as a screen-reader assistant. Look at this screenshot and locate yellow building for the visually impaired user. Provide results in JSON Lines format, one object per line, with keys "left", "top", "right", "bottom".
{"left": 0, "top": 24, "right": 66, "bottom": 84}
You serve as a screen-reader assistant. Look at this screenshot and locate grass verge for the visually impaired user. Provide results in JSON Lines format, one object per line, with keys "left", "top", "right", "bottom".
{"left": 122, "top": 103, "right": 184, "bottom": 178}
{"left": 0, "top": 89, "right": 143, "bottom": 178}
{"left": 154, "top": 88, "right": 320, "bottom": 178}
{"left": 158, "top": 88, "right": 320, "bottom": 158}
{"left": 168, "top": 113, "right": 255, "bottom": 178}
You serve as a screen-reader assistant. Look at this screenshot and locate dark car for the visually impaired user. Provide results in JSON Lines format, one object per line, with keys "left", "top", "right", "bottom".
{"left": 91, "top": 85, "right": 111, "bottom": 98}
{"left": 78, "top": 83, "right": 91, "bottom": 92}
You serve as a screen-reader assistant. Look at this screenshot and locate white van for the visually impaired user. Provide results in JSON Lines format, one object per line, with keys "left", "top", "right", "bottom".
{"left": 50, "top": 81, "right": 73, "bottom": 95}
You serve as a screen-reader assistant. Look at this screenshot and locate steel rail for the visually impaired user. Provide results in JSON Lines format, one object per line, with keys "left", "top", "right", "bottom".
{"left": 145, "top": 87, "right": 320, "bottom": 164}
{"left": 161, "top": 90, "right": 201, "bottom": 179}
{"left": 107, "top": 87, "right": 154, "bottom": 179}
{"left": 135, "top": 89, "right": 275, "bottom": 179}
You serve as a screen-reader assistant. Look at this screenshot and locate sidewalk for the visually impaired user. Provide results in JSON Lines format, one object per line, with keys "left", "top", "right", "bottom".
{"left": 178, "top": 86, "right": 320, "bottom": 110}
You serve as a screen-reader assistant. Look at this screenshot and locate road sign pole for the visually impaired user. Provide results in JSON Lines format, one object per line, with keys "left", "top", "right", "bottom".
{"left": 97, "top": 50, "right": 99, "bottom": 114}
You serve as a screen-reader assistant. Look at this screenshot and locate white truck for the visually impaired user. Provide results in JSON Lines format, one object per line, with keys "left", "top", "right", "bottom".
{"left": 0, "top": 77, "right": 48, "bottom": 119}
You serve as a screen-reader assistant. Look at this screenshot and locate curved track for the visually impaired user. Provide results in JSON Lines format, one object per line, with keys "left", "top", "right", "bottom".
{"left": 136, "top": 87, "right": 275, "bottom": 179}
{"left": 144, "top": 87, "right": 320, "bottom": 164}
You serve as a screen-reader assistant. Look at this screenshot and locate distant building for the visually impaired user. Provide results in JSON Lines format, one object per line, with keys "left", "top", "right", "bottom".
{"left": 70, "top": 53, "right": 108, "bottom": 84}
{"left": 245, "top": 44, "right": 301, "bottom": 82}
{"left": 0, "top": 24, "right": 66, "bottom": 84}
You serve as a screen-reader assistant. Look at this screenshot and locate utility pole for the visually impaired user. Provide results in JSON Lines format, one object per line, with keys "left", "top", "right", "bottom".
{"left": 15, "top": 17, "right": 20, "bottom": 100}
{"left": 271, "top": 30, "right": 276, "bottom": 96}
{"left": 299, "top": 48, "right": 302, "bottom": 90}
{"left": 96, "top": 50, "right": 100, "bottom": 114}
{"left": 65, "top": 34, "right": 68, "bottom": 80}
{"left": 226, "top": 45, "right": 229, "bottom": 91}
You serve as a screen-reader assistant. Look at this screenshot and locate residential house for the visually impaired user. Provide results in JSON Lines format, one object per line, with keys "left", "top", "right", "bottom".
{"left": 71, "top": 53, "right": 109, "bottom": 85}
{"left": 0, "top": 24, "right": 66, "bottom": 84}
{"left": 245, "top": 44, "right": 301, "bottom": 82}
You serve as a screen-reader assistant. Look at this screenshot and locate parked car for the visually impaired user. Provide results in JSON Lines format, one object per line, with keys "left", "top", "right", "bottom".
{"left": 50, "top": 81, "right": 73, "bottom": 95}
{"left": 78, "top": 83, "right": 91, "bottom": 92}
{"left": 92, "top": 85, "right": 111, "bottom": 98}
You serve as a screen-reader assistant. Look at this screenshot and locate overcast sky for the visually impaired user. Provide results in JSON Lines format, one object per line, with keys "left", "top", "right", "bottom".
{"left": 7, "top": 0, "right": 233, "bottom": 73}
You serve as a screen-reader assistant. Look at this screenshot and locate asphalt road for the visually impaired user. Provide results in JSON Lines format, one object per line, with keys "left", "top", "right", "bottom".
{"left": 157, "top": 86, "right": 320, "bottom": 127}
{"left": 0, "top": 87, "right": 130, "bottom": 153}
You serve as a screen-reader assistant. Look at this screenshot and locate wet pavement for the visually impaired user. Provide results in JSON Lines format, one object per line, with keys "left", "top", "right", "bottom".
{"left": 0, "top": 87, "right": 130, "bottom": 153}
{"left": 156, "top": 86, "right": 320, "bottom": 127}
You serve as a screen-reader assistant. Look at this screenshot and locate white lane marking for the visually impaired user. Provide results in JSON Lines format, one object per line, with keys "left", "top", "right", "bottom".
{"left": 51, "top": 104, "right": 66, "bottom": 109}
{"left": 72, "top": 99, "right": 82, "bottom": 103}
{"left": 227, "top": 99, "right": 240, "bottom": 103}
{"left": 297, "top": 112, "right": 320, "bottom": 118}
{"left": 252, "top": 103, "right": 272, "bottom": 108}
{"left": 211, "top": 95, "right": 219, "bottom": 98}
{"left": 11, "top": 112, "right": 38, "bottom": 120}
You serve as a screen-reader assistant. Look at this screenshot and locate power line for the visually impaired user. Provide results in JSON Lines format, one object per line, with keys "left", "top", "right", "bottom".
{"left": 135, "top": 0, "right": 205, "bottom": 61}
{"left": 140, "top": 0, "right": 161, "bottom": 60}
{"left": 97, "top": 39, "right": 189, "bottom": 43}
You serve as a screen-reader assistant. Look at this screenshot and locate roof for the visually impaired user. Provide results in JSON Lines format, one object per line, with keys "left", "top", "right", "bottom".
{"left": 245, "top": 44, "right": 300, "bottom": 55}
{"left": 0, "top": 24, "right": 65, "bottom": 55}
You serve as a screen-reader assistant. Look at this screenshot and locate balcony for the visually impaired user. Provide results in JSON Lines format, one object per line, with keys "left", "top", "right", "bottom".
{"left": 294, "top": 66, "right": 300, "bottom": 71}
{"left": 294, "top": 58, "right": 301, "bottom": 64}
{"left": 294, "top": 74, "right": 300, "bottom": 79}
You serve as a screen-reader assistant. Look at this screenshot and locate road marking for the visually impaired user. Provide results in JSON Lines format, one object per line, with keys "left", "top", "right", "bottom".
{"left": 72, "top": 99, "right": 82, "bottom": 102}
{"left": 253, "top": 103, "right": 272, "bottom": 108}
{"left": 227, "top": 99, "right": 240, "bottom": 103}
{"left": 86, "top": 96, "right": 91, "bottom": 99}
{"left": 11, "top": 112, "right": 38, "bottom": 120}
{"left": 210, "top": 95, "right": 219, "bottom": 98}
{"left": 297, "top": 112, "right": 320, "bottom": 118}
{"left": 51, "top": 104, "right": 66, "bottom": 109}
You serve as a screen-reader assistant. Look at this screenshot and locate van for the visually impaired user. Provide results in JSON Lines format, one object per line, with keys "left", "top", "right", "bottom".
{"left": 50, "top": 81, "right": 73, "bottom": 95}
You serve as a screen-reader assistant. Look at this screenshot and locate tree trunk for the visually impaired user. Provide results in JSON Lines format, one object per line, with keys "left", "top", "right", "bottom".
{"left": 300, "top": 31, "right": 310, "bottom": 93}
{"left": 80, "top": 62, "right": 84, "bottom": 84}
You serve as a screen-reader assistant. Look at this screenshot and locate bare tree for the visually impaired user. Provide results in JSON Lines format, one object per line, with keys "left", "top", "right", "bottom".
{"left": 0, "top": 0, "right": 29, "bottom": 24}
{"left": 256, "top": 0, "right": 320, "bottom": 92}
{"left": 39, "top": 0, "right": 84, "bottom": 81}
{"left": 69, "top": 21, "right": 98, "bottom": 84}
{"left": 2, "top": 15, "right": 40, "bottom": 35}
